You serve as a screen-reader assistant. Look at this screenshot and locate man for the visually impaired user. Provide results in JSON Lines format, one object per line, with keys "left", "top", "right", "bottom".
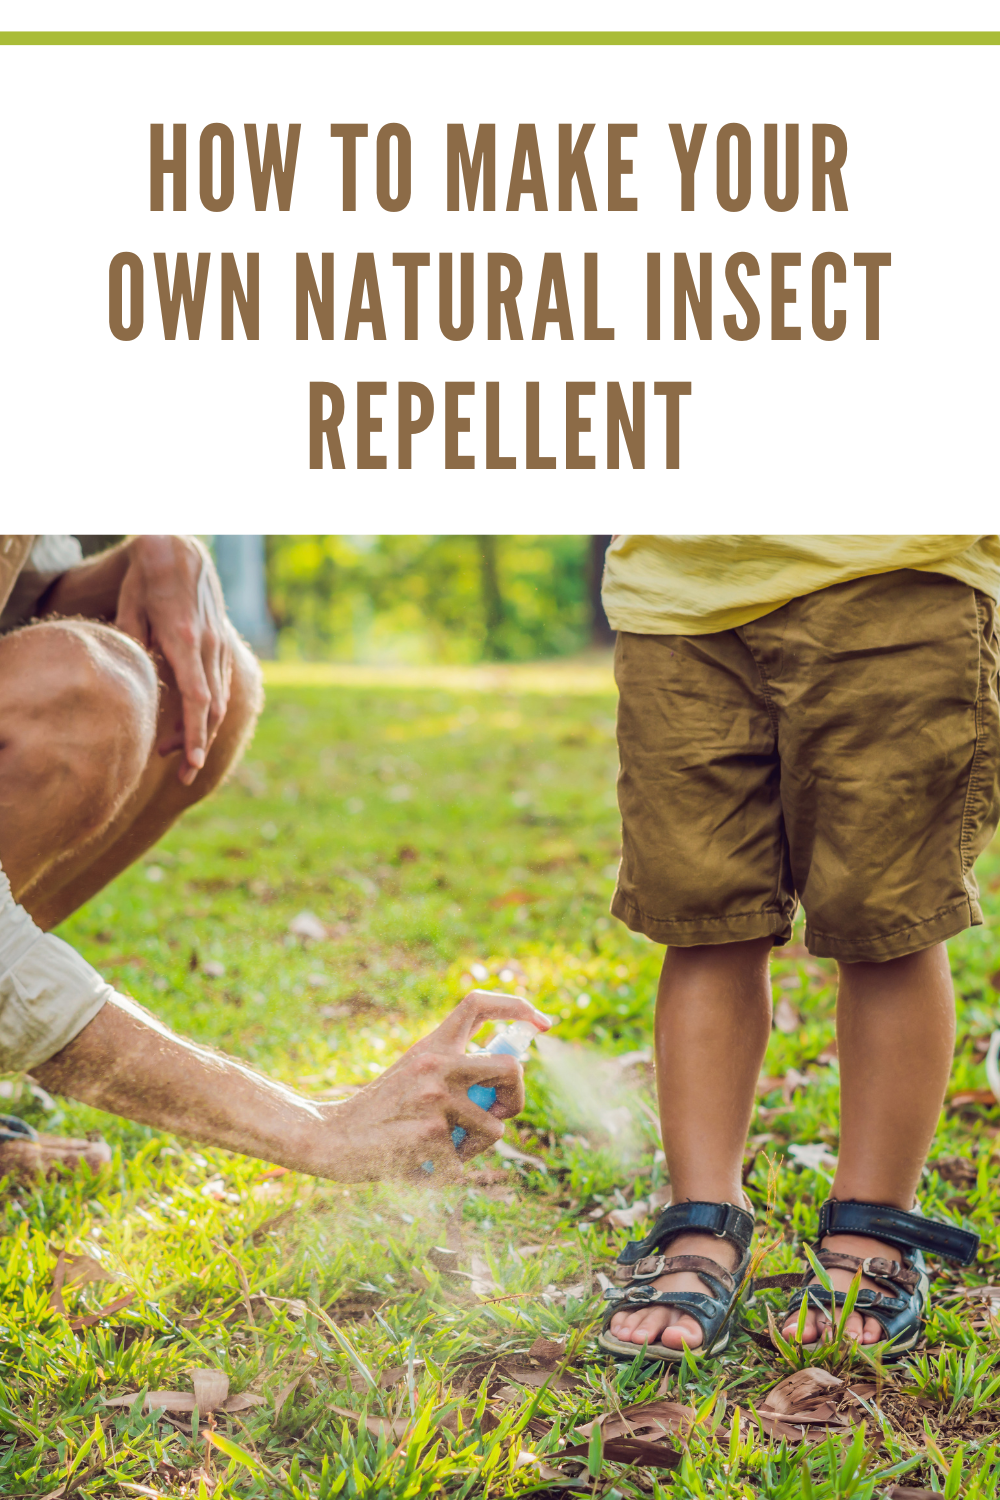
{"left": 0, "top": 535, "right": 541, "bottom": 1180}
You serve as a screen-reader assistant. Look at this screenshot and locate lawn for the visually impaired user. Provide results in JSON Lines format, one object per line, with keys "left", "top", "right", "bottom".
{"left": 3, "top": 659, "right": 1000, "bottom": 1498}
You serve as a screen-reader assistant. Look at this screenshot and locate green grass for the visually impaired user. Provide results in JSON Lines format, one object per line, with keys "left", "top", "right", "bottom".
{"left": 3, "top": 664, "right": 1000, "bottom": 1497}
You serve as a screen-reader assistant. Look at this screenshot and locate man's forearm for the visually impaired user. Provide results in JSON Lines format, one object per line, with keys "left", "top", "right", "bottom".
{"left": 33, "top": 994, "right": 330, "bottom": 1174}
{"left": 31, "top": 989, "right": 545, "bottom": 1184}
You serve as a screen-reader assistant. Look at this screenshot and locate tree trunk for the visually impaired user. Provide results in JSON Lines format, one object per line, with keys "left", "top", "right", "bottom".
{"left": 477, "top": 536, "right": 506, "bottom": 659}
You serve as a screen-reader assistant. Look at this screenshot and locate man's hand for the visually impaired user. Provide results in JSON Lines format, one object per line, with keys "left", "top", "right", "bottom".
{"left": 312, "top": 990, "right": 552, "bottom": 1182}
{"left": 35, "top": 989, "right": 551, "bottom": 1185}
{"left": 115, "top": 537, "right": 232, "bottom": 786}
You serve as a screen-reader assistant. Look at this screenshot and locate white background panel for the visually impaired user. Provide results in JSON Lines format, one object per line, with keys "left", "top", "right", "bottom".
{"left": 0, "top": 33, "right": 995, "bottom": 530}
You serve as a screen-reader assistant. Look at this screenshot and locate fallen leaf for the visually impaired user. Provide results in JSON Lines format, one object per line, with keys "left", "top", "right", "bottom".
{"left": 774, "top": 997, "right": 801, "bottom": 1034}
{"left": 104, "top": 1387, "right": 264, "bottom": 1414}
{"left": 498, "top": 1354, "right": 584, "bottom": 1392}
{"left": 787, "top": 1141, "right": 839, "bottom": 1172}
{"left": 48, "top": 1250, "right": 116, "bottom": 1316}
{"left": 756, "top": 1075, "right": 785, "bottom": 1097}
{"left": 517, "top": 1452, "right": 591, "bottom": 1486}
{"left": 289, "top": 911, "right": 328, "bottom": 942}
{"left": 754, "top": 1367, "right": 858, "bottom": 1440}
{"left": 607, "top": 1199, "right": 649, "bottom": 1228}
{"left": 379, "top": 1360, "right": 425, "bottom": 1390}
{"left": 62, "top": 1254, "right": 113, "bottom": 1289}
{"left": 328, "top": 1402, "right": 413, "bottom": 1442}
{"left": 562, "top": 1435, "right": 681, "bottom": 1470}
{"left": 145, "top": 1393, "right": 199, "bottom": 1413}
{"left": 489, "top": 890, "right": 541, "bottom": 908}
{"left": 961, "top": 1284, "right": 1000, "bottom": 1305}
{"left": 469, "top": 1254, "right": 498, "bottom": 1296}
{"left": 527, "top": 1336, "right": 566, "bottom": 1366}
{"left": 250, "top": 1292, "right": 309, "bottom": 1318}
{"left": 202, "top": 961, "right": 225, "bottom": 979}
{"left": 68, "top": 1293, "right": 135, "bottom": 1330}
{"left": 816, "top": 1040, "right": 839, "bottom": 1065}
{"left": 273, "top": 1372, "right": 307, "bottom": 1414}
{"left": 762, "top": 1367, "right": 843, "bottom": 1416}
{"left": 575, "top": 1399, "right": 702, "bottom": 1444}
{"left": 886, "top": 1490, "right": 940, "bottom": 1500}
{"left": 551, "top": 1281, "right": 589, "bottom": 1305}
{"left": 781, "top": 1067, "right": 811, "bottom": 1103}
{"left": 948, "top": 1088, "right": 999, "bottom": 1108}
{"left": 224, "top": 1392, "right": 266, "bottom": 1412}
{"left": 754, "top": 1410, "right": 814, "bottom": 1442}
{"left": 495, "top": 1140, "right": 547, "bottom": 1170}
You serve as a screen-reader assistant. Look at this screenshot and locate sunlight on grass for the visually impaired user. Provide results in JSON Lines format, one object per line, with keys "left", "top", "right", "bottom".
{"left": 1, "top": 676, "right": 999, "bottom": 1496}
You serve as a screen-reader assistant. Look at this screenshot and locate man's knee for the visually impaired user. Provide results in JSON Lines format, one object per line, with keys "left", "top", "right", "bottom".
{"left": 0, "top": 620, "right": 159, "bottom": 832}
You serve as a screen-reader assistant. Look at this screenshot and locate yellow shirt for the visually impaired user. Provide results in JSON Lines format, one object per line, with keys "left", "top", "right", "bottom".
{"left": 602, "top": 535, "right": 1000, "bottom": 636}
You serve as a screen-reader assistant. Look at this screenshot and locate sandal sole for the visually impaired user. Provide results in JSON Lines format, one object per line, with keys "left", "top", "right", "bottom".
{"left": 598, "top": 1327, "right": 730, "bottom": 1363}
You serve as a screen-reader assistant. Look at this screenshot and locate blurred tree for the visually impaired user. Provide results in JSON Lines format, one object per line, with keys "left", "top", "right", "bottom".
{"left": 265, "top": 536, "right": 590, "bottom": 663}
{"left": 213, "top": 536, "right": 276, "bottom": 657}
{"left": 477, "top": 537, "right": 506, "bottom": 659}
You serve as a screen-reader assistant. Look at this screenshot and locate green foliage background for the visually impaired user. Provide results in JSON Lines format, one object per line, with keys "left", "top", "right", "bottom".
{"left": 265, "top": 536, "right": 593, "bottom": 663}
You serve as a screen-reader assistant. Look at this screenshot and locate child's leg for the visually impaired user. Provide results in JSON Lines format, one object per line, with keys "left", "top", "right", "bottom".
{"left": 608, "top": 937, "right": 772, "bottom": 1350}
{"left": 784, "top": 943, "right": 956, "bottom": 1344}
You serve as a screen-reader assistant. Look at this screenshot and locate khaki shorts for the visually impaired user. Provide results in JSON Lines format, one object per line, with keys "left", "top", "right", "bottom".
{"left": 612, "top": 570, "right": 1000, "bottom": 962}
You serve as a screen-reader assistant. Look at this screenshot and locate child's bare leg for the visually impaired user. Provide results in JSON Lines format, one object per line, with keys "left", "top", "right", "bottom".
{"left": 784, "top": 943, "right": 955, "bottom": 1345}
{"left": 609, "top": 937, "right": 772, "bottom": 1350}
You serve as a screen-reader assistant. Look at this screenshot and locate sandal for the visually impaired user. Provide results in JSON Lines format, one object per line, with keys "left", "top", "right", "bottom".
{"left": 598, "top": 1200, "right": 756, "bottom": 1363}
{"left": 754, "top": 1198, "right": 980, "bottom": 1359}
{"left": 0, "top": 1114, "right": 111, "bottom": 1179}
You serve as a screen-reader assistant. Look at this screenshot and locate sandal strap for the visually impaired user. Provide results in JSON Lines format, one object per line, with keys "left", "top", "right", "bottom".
{"left": 613, "top": 1254, "right": 737, "bottom": 1292}
{"left": 610, "top": 1288, "right": 726, "bottom": 1316}
{"left": 818, "top": 1199, "right": 978, "bottom": 1265}
{"left": 0, "top": 1114, "right": 38, "bottom": 1145}
{"left": 815, "top": 1248, "right": 920, "bottom": 1292}
{"left": 616, "top": 1200, "right": 755, "bottom": 1267}
{"left": 786, "top": 1284, "right": 911, "bottom": 1319}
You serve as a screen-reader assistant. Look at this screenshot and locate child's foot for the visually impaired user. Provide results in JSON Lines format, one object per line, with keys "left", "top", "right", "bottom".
{"left": 606, "top": 1233, "right": 739, "bottom": 1350}
{"left": 781, "top": 1232, "right": 901, "bottom": 1345}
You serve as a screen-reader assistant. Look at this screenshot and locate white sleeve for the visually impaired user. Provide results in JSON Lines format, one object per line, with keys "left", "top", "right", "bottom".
{"left": 0, "top": 866, "right": 112, "bottom": 1072}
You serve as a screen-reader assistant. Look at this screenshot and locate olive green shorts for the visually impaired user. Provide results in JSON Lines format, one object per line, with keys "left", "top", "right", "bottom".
{"left": 612, "top": 570, "right": 1000, "bottom": 962}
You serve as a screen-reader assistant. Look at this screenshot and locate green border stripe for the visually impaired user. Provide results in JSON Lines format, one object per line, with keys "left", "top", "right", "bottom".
{"left": 0, "top": 30, "right": 998, "bottom": 45}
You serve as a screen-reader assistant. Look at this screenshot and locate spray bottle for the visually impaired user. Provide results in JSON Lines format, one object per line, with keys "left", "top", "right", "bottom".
{"left": 451, "top": 1018, "right": 543, "bottom": 1148}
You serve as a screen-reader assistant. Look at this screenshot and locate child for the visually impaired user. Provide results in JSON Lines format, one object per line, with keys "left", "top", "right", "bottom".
{"left": 597, "top": 536, "right": 996, "bottom": 1361}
